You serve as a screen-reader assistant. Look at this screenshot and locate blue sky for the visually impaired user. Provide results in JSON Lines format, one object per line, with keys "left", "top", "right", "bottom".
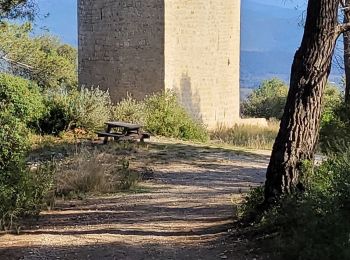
{"left": 33, "top": 0, "right": 335, "bottom": 87}
{"left": 35, "top": 0, "right": 77, "bottom": 45}
{"left": 252, "top": 0, "right": 306, "bottom": 9}
{"left": 33, "top": 0, "right": 307, "bottom": 46}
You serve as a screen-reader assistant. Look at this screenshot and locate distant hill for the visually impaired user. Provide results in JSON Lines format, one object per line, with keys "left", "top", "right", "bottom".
{"left": 241, "top": 0, "right": 301, "bottom": 88}
{"left": 33, "top": 0, "right": 343, "bottom": 88}
{"left": 241, "top": 0, "right": 343, "bottom": 88}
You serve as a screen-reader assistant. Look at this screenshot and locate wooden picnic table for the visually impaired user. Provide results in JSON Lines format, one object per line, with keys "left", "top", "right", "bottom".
{"left": 97, "top": 121, "right": 150, "bottom": 144}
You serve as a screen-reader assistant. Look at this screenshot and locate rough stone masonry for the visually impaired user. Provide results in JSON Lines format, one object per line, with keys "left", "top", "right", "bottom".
{"left": 78, "top": 0, "right": 242, "bottom": 129}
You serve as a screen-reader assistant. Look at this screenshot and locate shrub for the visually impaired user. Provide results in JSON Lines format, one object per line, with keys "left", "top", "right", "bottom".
{"left": 70, "top": 87, "right": 112, "bottom": 130}
{"left": 211, "top": 120, "right": 279, "bottom": 149}
{"left": 111, "top": 91, "right": 209, "bottom": 142}
{"left": 144, "top": 91, "right": 209, "bottom": 142}
{"left": 242, "top": 79, "right": 341, "bottom": 122}
{"left": 39, "top": 87, "right": 112, "bottom": 134}
{"left": 111, "top": 95, "right": 145, "bottom": 124}
{"left": 0, "top": 162, "right": 55, "bottom": 232}
{"left": 241, "top": 152, "right": 350, "bottom": 259}
{"left": 0, "top": 110, "right": 29, "bottom": 171}
{"left": 0, "top": 110, "right": 55, "bottom": 231}
{"left": 320, "top": 102, "right": 350, "bottom": 154}
{"left": 242, "top": 78, "right": 288, "bottom": 119}
{"left": 321, "top": 84, "right": 342, "bottom": 124}
{"left": 0, "top": 73, "right": 44, "bottom": 125}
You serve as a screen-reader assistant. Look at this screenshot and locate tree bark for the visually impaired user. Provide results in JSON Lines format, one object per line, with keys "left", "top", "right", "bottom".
{"left": 344, "top": 0, "right": 350, "bottom": 103}
{"left": 264, "top": 0, "right": 341, "bottom": 202}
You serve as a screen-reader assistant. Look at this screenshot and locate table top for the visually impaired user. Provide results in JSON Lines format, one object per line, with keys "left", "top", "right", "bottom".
{"left": 105, "top": 121, "right": 142, "bottom": 129}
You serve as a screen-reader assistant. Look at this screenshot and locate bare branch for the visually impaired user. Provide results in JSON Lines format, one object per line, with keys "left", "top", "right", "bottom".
{"left": 337, "top": 22, "right": 350, "bottom": 35}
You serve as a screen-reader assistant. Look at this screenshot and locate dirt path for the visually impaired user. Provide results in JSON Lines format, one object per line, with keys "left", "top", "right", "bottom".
{"left": 0, "top": 140, "right": 269, "bottom": 260}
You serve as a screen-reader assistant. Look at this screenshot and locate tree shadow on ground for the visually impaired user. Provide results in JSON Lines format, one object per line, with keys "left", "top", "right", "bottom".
{"left": 0, "top": 234, "right": 252, "bottom": 260}
{"left": 8, "top": 138, "right": 270, "bottom": 260}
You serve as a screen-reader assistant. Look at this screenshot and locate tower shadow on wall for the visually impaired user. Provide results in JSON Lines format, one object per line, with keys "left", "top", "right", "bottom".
{"left": 176, "top": 73, "right": 202, "bottom": 122}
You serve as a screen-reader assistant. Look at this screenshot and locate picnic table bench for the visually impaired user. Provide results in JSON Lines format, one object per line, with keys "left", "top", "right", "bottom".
{"left": 96, "top": 121, "right": 150, "bottom": 144}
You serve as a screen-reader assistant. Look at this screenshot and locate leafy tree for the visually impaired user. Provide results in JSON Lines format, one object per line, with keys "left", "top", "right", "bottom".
{"left": 0, "top": 0, "right": 36, "bottom": 21}
{"left": 0, "top": 73, "right": 44, "bottom": 124}
{"left": 0, "top": 22, "right": 77, "bottom": 88}
{"left": 264, "top": 0, "right": 348, "bottom": 203}
{"left": 242, "top": 78, "right": 288, "bottom": 120}
{"left": 242, "top": 78, "right": 341, "bottom": 122}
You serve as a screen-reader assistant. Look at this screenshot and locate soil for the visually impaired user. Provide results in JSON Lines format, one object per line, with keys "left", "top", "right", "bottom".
{"left": 0, "top": 139, "right": 270, "bottom": 260}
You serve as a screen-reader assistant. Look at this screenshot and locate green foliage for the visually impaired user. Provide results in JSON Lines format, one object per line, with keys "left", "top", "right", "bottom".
{"left": 239, "top": 186, "right": 265, "bottom": 220}
{"left": 0, "top": 109, "right": 54, "bottom": 231}
{"left": 68, "top": 87, "right": 112, "bottom": 131}
{"left": 242, "top": 152, "right": 350, "bottom": 259}
{"left": 0, "top": 22, "right": 77, "bottom": 88}
{"left": 0, "top": 162, "right": 55, "bottom": 231}
{"left": 320, "top": 84, "right": 342, "bottom": 126}
{"left": 111, "top": 95, "right": 145, "bottom": 124}
{"left": 0, "top": 110, "right": 29, "bottom": 171}
{"left": 143, "top": 91, "right": 208, "bottom": 141}
{"left": 112, "top": 91, "right": 209, "bottom": 142}
{"left": 242, "top": 79, "right": 342, "bottom": 122}
{"left": 38, "top": 89, "right": 70, "bottom": 134}
{"left": 39, "top": 87, "right": 112, "bottom": 134}
{"left": 242, "top": 78, "right": 288, "bottom": 119}
{"left": 320, "top": 101, "right": 350, "bottom": 154}
{"left": 0, "top": 73, "right": 44, "bottom": 124}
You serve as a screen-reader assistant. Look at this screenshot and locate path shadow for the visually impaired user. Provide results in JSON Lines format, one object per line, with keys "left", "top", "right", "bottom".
{"left": 8, "top": 137, "right": 271, "bottom": 260}
{"left": 0, "top": 235, "right": 250, "bottom": 260}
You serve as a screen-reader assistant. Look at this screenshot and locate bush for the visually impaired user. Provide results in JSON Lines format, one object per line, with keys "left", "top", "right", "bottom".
{"left": 242, "top": 79, "right": 342, "bottom": 122}
{"left": 112, "top": 91, "right": 209, "bottom": 142}
{"left": 0, "top": 110, "right": 55, "bottom": 231}
{"left": 320, "top": 102, "right": 350, "bottom": 154}
{"left": 111, "top": 95, "right": 145, "bottom": 124}
{"left": 0, "top": 73, "right": 44, "bottom": 125}
{"left": 70, "top": 87, "right": 112, "bottom": 130}
{"left": 242, "top": 78, "right": 288, "bottom": 119}
{"left": 0, "top": 162, "right": 55, "bottom": 232}
{"left": 0, "top": 110, "right": 29, "bottom": 171}
{"left": 39, "top": 87, "right": 112, "bottom": 134}
{"left": 144, "top": 91, "right": 209, "bottom": 141}
{"left": 241, "top": 152, "right": 350, "bottom": 259}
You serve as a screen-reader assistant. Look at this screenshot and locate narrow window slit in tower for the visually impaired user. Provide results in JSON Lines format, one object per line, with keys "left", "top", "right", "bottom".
{"left": 100, "top": 8, "right": 103, "bottom": 20}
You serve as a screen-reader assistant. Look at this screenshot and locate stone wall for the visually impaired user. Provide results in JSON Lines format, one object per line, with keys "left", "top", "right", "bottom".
{"left": 164, "top": 0, "right": 241, "bottom": 129}
{"left": 78, "top": 0, "right": 242, "bottom": 128}
{"left": 78, "top": 0, "right": 165, "bottom": 101}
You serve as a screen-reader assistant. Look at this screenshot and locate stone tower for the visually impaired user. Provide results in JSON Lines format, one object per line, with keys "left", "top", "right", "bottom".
{"left": 78, "top": 0, "right": 241, "bottom": 129}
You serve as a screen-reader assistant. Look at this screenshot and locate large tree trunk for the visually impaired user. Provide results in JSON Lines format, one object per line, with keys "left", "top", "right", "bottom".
{"left": 264, "top": 0, "right": 341, "bottom": 202}
{"left": 344, "top": 0, "right": 350, "bottom": 103}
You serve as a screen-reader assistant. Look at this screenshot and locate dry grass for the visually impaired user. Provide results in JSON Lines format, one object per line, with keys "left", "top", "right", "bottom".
{"left": 54, "top": 146, "right": 141, "bottom": 198}
{"left": 210, "top": 120, "right": 280, "bottom": 150}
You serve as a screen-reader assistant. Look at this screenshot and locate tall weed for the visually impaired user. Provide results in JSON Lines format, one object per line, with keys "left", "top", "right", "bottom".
{"left": 211, "top": 121, "right": 279, "bottom": 149}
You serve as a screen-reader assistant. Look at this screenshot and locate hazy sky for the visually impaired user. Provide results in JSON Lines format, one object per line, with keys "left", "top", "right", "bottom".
{"left": 33, "top": 0, "right": 307, "bottom": 46}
